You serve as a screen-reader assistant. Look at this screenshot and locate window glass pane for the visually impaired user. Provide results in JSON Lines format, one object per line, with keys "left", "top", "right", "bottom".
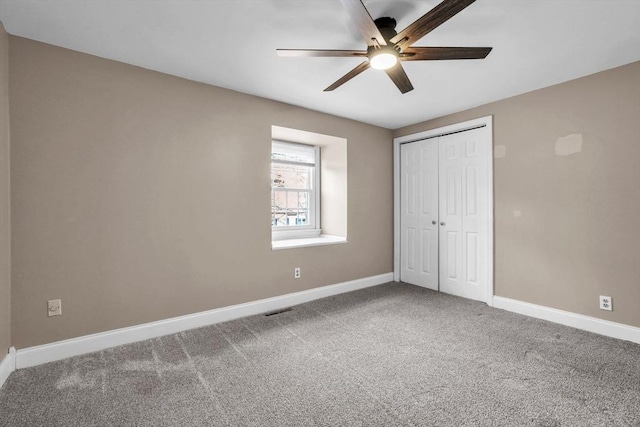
{"left": 271, "top": 190, "right": 311, "bottom": 228}
{"left": 297, "top": 192, "right": 309, "bottom": 225}
{"left": 272, "top": 190, "right": 288, "bottom": 226}
{"left": 271, "top": 163, "right": 312, "bottom": 190}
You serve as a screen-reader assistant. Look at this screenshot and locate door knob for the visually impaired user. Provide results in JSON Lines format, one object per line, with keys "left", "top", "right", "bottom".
{"left": 440, "top": 222, "right": 446, "bottom": 226}
{"left": 432, "top": 220, "right": 437, "bottom": 225}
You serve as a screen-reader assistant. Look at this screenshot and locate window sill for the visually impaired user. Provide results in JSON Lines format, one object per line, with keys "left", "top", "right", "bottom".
{"left": 271, "top": 235, "right": 347, "bottom": 250}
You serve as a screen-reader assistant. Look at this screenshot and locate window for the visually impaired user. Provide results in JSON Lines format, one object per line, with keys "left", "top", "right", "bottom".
{"left": 270, "top": 125, "right": 347, "bottom": 250}
{"left": 271, "top": 141, "right": 321, "bottom": 240}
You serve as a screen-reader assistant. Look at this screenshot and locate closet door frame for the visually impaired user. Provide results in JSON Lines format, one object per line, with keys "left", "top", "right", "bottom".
{"left": 393, "top": 115, "right": 494, "bottom": 306}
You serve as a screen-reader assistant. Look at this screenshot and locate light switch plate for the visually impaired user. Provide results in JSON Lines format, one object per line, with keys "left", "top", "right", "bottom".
{"left": 48, "top": 299, "right": 62, "bottom": 317}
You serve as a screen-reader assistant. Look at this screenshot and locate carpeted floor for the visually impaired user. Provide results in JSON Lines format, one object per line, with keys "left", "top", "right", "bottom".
{"left": 1, "top": 282, "right": 639, "bottom": 426}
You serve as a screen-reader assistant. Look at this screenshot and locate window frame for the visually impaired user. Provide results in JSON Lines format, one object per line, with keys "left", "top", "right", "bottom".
{"left": 271, "top": 140, "right": 321, "bottom": 241}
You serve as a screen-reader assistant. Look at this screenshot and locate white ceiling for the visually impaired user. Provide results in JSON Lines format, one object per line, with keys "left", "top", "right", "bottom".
{"left": 0, "top": 0, "right": 639, "bottom": 129}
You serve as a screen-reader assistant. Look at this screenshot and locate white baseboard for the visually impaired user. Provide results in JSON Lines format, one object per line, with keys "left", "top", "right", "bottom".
{"left": 16, "top": 273, "right": 394, "bottom": 369}
{"left": 0, "top": 347, "right": 16, "bottom": 389}
{"left": 492, "top": 296, "right": 640, "bottom": 344}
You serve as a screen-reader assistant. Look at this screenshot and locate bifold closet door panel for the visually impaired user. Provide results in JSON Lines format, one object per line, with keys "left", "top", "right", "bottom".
{"left": 400, "top": 139, "right": 439, "bottom": 290}
{"left": 438, "top": 127, "right": 489, "bottom": 302}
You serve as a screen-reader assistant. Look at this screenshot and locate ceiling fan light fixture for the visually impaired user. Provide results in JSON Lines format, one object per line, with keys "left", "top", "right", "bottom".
{"left": 369, "top": 51, "right": 398, "bottom": 70}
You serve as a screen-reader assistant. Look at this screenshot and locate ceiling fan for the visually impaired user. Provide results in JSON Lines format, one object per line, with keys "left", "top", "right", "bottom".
{"left": 277, "top": 0, "right": 492, "bottom": 94}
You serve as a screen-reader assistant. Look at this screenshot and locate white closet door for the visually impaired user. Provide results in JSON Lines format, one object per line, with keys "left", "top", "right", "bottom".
{"left": 400, "top": 139, "right": 439, "bottom": 290}
{"left": 438, "top": 127, "right": 489, "bottom": 302}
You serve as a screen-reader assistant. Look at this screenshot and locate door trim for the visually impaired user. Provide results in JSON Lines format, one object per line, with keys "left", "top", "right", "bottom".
{"left": 393, "top": 115, "right": 494, "bottom": 306}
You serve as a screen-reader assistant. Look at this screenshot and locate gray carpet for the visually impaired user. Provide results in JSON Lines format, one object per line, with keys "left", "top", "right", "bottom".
{"left": 1, "top": 282, "right": 639, "bottom": 426}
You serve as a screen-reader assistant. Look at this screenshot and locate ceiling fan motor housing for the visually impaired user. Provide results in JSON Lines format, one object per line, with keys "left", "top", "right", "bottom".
{"left": 374, "top": 17, "right": 398, "bottom": 44}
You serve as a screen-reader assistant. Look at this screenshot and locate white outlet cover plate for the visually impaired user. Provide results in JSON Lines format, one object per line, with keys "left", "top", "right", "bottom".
{"left": 599, "top": 296, "right": 612, "bottom": 311}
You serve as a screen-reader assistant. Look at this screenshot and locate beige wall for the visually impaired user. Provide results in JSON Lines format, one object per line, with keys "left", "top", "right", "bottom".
{"left": 7, "top": 33, "right": 637, "bottom": 351}
{"left": 0, "top": 22, "right": 11, "bottom": 356}
{"left": 395, "top": 61, "right": 640, "bottom": 327}
{"left": 9, "top": 36, "right": 394, "bottom": 349}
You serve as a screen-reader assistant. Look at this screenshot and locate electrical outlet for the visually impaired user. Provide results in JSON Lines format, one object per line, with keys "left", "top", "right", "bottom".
{"left": 294, "top": 267, "right": 301, "bottom": 279}
{"left": 599, "top": 295, "right": 612, "bottom": 311}
{"left": 48, "top": 299, "right": 62, "bottom": 317}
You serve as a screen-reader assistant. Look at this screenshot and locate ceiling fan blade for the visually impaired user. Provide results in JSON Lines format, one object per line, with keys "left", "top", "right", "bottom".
{"left": 385, "top": 62, "right": 414, "bottom": 94}
{"left": 340, "top": 0, "right": 387, "bottom": 46}
{"left": 277, "top": 49, "right": 368, "bottom": 58}
{"left": 401, "top": 46, "right": 492, "bottom": 61}
{"left": 324, "top": 61, "right": 370, "bottom": 92}
{"left": 391, "top": 0, "right": 476, "bottom": 49}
